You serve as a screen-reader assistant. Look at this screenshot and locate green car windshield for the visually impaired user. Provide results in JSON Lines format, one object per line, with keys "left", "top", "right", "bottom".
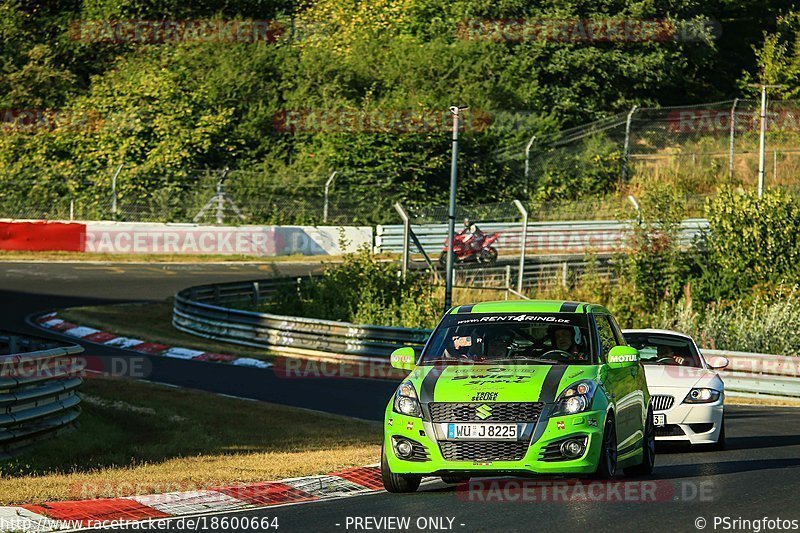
{"left": 422, "top": 313, "right": 595, "bottom": 365}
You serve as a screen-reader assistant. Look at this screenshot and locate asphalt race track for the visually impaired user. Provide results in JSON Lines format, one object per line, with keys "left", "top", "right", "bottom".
{"left": 0, "top": 261, "right": 397, "bottom": 420}
{"left": 3, "top": 262, "right": 800, "bottom": 532}
{"left": 88, "top": 405, "right": 800, "bottom": 533}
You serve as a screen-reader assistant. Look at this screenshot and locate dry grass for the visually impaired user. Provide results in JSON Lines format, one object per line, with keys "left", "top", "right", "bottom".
{"left": 59, "top": 302, "right": 272, "bottom": 361}
{"left": 0, "top": 377, "right": 381, "bottom": 505}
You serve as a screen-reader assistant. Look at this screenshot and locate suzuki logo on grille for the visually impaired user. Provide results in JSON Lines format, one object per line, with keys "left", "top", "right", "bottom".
{"left": 476, "top": 404, "right": 493, "bottom": 420}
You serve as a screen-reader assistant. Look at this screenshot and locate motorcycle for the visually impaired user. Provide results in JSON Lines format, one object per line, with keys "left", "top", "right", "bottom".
{"left": 438, "top": 231, "right": 500, "bottom": 267}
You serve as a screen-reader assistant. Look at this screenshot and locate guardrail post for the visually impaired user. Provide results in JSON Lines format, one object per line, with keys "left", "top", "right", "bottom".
{"left": 252, "top": 281, "right": 260, "bottom": 307}
{"left": 213, "top": 285, "right": 221, "bottom": 302}
{"left": 561, "top": 262, "right": 568, "bottom": 287}
{"left": 512, "top": 199, "right": 528, "bottom": 293}
{"left": 394, "top": 202, "right": 411, "bottom": 279}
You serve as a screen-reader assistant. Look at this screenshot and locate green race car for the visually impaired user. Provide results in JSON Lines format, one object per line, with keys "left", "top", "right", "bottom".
{"left": 382, "top": 300, "right": 655, "bottom": 492}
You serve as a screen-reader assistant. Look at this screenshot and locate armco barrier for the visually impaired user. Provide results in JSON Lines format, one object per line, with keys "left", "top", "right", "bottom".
{"left": 173, "top": 279, "right": 431, "bottom": 361}
{"left": 175, "top": 281, "right": 800, "bottom": 400}
{"left": 375, "top": 219, "right": 709, "bottom": 255}
{"left": 706, "top": 348, "right": 800, "bottom": 400}
{"left": 0, "top": 332, "right": 84, "bottom": 458}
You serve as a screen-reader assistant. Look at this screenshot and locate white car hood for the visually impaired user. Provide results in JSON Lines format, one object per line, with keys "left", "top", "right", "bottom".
{"left": 643, "top": 365, "right": 724, "bottom": 391}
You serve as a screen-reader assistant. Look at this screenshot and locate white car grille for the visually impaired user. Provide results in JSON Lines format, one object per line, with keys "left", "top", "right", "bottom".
{"left": 652, "top": 395, "right": 675, "bottom": 411}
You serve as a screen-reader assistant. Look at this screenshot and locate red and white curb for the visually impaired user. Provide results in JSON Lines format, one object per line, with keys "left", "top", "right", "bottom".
{"left": 33, "top": 311, "right": 271, "bottom": 369}
{"left": 0, "top": 466, "right": 382, "bottom": 531}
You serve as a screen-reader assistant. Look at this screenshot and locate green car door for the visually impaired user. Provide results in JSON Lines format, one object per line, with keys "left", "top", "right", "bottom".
{"left": 594, "top": 313, "right": 648, "bottom": 461}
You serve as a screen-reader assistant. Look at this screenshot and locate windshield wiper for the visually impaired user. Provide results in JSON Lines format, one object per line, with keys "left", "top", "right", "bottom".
{"left": 490, "top": 357, "right": 568, "bottom": 364}
{"left": 423, "top": 357, "right": 474, "bottom": 365}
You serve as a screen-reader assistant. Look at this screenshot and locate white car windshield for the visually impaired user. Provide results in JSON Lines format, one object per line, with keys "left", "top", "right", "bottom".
{"left": 624, "top": 333, "right": 702, "bottom": 368}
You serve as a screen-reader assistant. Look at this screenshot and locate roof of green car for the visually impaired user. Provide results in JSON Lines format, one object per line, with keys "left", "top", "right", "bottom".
{"left": 449, "top": 299, "right": 610, "bottom": 315}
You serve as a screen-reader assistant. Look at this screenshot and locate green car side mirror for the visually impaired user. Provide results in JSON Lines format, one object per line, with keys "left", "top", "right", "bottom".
{"left": 607, "top": 345, "right": 640, "bottom": 369}
{"left": 390, "top": 346, "right": 417, "bottom": 371}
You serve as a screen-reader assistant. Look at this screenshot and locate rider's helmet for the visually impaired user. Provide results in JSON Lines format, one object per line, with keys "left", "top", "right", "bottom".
{"left": 463, "top": 217, "right": 471, "bottom": 229}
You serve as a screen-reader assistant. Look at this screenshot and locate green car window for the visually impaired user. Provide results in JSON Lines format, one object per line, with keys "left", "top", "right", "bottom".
{"left": 595, "top": 315, "right": 618, "bottom": 363}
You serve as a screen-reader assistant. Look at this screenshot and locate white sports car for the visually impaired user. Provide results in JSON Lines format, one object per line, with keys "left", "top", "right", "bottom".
{"left": 622, "top": 329, "right": 728, "bottom": 449}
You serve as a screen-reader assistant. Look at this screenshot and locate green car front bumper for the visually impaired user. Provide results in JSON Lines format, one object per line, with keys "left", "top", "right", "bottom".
{"left": 384, "top": 404, "right": 610, "bottom": 476}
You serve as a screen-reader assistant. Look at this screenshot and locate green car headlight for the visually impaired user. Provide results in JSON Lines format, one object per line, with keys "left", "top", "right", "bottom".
{"left": 553, "top": 380, "right": 596, "bottom": 416}
{"left": 393, "top": 380, "right": 422, "bottom": 418}
{"left": 683, "top": 388, "right": 721, "bottom": 404}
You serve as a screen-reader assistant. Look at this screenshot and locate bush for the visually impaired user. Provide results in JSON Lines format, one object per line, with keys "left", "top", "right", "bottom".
{"left": 693, "top": 188, "right": 800, "bottom": 302}
{"left": 658, "top": 288, "right": 800, "bottom": 355}
{"left": 262, "top": 245, "right": 441, "bottom": 328}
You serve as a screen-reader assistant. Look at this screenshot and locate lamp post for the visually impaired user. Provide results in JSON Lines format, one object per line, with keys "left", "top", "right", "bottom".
{"left": 444, "top": 106, "right": 467, "bottom": 312}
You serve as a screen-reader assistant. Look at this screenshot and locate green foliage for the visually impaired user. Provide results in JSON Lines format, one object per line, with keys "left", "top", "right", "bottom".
{"left": 532, "top": 135, "right": 622, "bottom": 201}
{"left": 693, "top": 188, "right": 800, "bottom": 301}
{"left": 658, "top": 288, "right": 800, "bottom": 355}
{"left": 262, "top": 245, "right": 441, "bottom": 328}
{"left": 0, "top": 0, "right": 782, "bottom": 221}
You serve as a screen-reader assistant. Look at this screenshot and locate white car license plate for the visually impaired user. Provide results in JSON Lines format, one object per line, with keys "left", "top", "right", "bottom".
{"left": 447, "top": 423, "right": 518, "bottom": 440}
{"left": 654, "top": 414, "right": 667, "bottom": 427}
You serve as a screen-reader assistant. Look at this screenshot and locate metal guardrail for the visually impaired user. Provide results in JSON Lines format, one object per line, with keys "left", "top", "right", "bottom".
{"left": 0, "top": 333, "right": 84, "bottom": 459}
{"left": 175, "top": 279, "right": 800, "bottom": 400}
{"left": 173, "top": 279, "right": 431, "bottom": 362}
{"left": 375, "top": 219, "right": 709, "bottom": 255}
{"left": 705, "top": 348, "right": 800, "bottom": 400}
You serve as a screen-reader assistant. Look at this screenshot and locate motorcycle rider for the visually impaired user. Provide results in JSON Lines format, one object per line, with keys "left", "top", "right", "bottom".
{"left": 459, "top": 217, "right": 485, "bottom": 251}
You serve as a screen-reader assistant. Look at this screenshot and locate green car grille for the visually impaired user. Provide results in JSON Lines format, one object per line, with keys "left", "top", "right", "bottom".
{"left": 428, "top": 402, "right": 544, "bottom": 423}
{"left": 439, "top": 441, "right": 529, "bottom": 462}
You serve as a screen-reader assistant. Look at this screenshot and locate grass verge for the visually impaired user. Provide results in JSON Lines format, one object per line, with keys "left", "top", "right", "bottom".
{"left": 58, "top": 301, "right": 271, "bottom": 361}
{"left": 0, "top": 377, "right": 381, "bottom": 505}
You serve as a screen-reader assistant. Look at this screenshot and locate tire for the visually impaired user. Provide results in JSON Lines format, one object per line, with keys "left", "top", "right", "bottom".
{"left": 624, "top": 408, "right": 656, "bottom": 477}
{"left": 711, "top": 416, "right": 726, "bottom": 451}
{"left": 594, "top": 416, "right": 617, "bottom": 479}
{"left": 478, "top": 247, "right": 498, "bottom": 264}
{"left": 381, "top": 446, "right": 421, "bottom": 493}
{"left": 441, "top": 475, "right": 470, "bottom": 484}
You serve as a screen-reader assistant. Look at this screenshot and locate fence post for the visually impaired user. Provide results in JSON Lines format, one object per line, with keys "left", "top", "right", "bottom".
{"left": 774, "top": 150, "right": 778, "bottom": 181}
{"left": 523, "top": 135, "right": 536, "bottom": 195}
{"left": 323, "top": 171, "right": 337, "bottom": 223}
{"left": 216, "top": 173, "right": 224, "bottom": 225}
{"left": 627, "top": 195, "right": 641, "bottom": 225}
{"left": 561, "top": 262, "right": 568, "bottom": 287}
{"left": 69, "top": 200, "right": 74, "bottom": 221}
{"left": 252, "top": 281, "right": 260, "bottom": 307}
{"left": 729, "top": 98, "right": 738, "bottom": 180}
{"left": 111, "top": 163, "right": 123, "bottom": 218}
{"left": 622, "top": 105, "right": 638, "bottom": 182}
{"left": 512, "top": 199, "right": 528, "bottom": 293}
{"left": 394, "top": 202, "right": 410, "bottom": 279}
{"left": 505, "top": 264, "right": 511, "bottom": 300}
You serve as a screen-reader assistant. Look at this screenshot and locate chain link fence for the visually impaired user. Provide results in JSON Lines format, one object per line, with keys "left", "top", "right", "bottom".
{"left": 0, "top": 168, "right": 402, "bottom": 225}
{"left": 3, "top": 99, "right": 797, "bottom": 226}
{"left": 521, "top": 99, "right": 800, "bottom": 211}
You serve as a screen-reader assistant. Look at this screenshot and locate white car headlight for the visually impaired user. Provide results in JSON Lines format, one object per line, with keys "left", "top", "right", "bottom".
{"left": 683, "top": 388, "right": 721, "bottom": 404}
{"left": 393, "top": 380, "right": 422, "bottom": 417}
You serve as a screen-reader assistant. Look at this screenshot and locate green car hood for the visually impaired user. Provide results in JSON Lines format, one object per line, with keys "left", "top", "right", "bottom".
{"left": 407, "top": 364, "right": 601, "bottom": 404}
